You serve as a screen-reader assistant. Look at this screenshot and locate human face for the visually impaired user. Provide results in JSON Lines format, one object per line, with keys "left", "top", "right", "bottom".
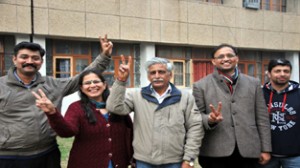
{"left": 268, "top": 65, "right": 291, "bottom": 86}
{"left": 212, "top": 47, "right": 239, "bottom": 74}
{"left": 80, "top": 73, "right": 107, "bottom": 102}
{"left": 147, "top": 63, "right": 172, "bottom": 93}
{"left": 13, "top": 49, "right": 43, "bottom": 77}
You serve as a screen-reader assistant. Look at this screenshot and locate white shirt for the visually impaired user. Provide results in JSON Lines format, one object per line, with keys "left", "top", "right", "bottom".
{"left": 150, "top": 84, "right": 172, "bottom": 104}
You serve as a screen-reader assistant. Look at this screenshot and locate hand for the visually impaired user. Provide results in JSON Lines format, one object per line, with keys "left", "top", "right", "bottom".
{"left": 99, "top": 34, "right": 113, "bottom": 56}
{"left": 117, "top": 55, "right": 132, "bottom": 82}
{"left": 32, "top": 89, "right": 56, "bottom": 115}
{"left": 258, "top": 152, "right": 271, "bottom": 165}
{"left": 208, "top": 102, "right": 223, "bottom": 124}
{"left": 181, "top": 161, "right": 193, "bottom": 168}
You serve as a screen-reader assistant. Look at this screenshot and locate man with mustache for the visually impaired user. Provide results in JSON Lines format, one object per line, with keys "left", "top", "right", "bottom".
{"left": 107, "top": 57, "right": 204, "bottom": 168}
{"left": 192, "top": 44, "right": 272, "bottom": 168}
{"left": 259, "top": 59, "right": 300, "bottom": 168}
{"left": 0, "top": 36, "right": 112, "bottom": 168}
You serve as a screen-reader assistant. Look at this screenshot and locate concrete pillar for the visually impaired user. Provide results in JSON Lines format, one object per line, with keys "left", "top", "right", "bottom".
{"left": 140, "top": 43, "right": 155, "bottom": 87}
{"left": 285, "top": 52, "right": 299, "bottom": 83}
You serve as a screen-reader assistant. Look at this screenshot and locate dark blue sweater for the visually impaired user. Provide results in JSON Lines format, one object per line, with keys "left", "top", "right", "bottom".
{"left": 263, "top": 81, "right": 300, "bottom": 156}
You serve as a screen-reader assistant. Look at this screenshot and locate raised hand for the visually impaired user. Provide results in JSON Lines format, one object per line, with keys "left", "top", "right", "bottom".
{"left": 32, "top": 89, "right": 56, "bottom": 115}
{"left": 117, "top": 55, "right": 132, "bottom": 82}
{"left": 208, "top": 101, "right": 223, "bottom": 124}
{"left": 99, "top": 34, "right": 113, "bottom": 56}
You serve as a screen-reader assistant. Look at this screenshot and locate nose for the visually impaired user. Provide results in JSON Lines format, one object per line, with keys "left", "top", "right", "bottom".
{"left": 26, "top": 57, "right": 34, "bottom": 63}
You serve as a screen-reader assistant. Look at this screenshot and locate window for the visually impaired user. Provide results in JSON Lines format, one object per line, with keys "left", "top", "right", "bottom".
{"left": 53, "top": 56, "right": 91, "bottom": 78}
{"left": 238, "top": 61, "right": 256, "bottom": 77}
{"left": 262, "top": 60, "right": 270, "bottom": 84}
{"left": 261, "top": 0, "right": 286, "bottom": 12}
{"left": 0, "top": 38, "right": 4, "bottom": 76}
{"left": 193, "top": 60, "right": 214, "bottom": 82}
{"left": 156, "top": 46, "right": 190, "bottom": 87}
{"left": 170, "top": 60, "right": 185, "bottom": 87}
{"left": 244, "top": 0, "right": 261, "bottom": 9}
{"left": 53, "top": 40, "right": 91, "bottom": 78}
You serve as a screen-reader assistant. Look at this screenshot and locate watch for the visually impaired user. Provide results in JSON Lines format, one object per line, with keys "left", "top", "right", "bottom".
{"left": 184, "top": 159, "right": 195, "bottom": 167}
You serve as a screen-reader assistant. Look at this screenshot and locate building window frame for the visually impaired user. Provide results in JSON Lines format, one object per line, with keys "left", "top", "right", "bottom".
{"left": 261, "top": 0, "right": 286, "bottom": 12}
{"left": 52, "top": 40, "right": 92, "bottom": 78}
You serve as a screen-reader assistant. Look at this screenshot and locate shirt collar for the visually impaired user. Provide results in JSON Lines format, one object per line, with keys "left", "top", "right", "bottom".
{"left": 13, "top": 69, "right": 37, "bottom": 88}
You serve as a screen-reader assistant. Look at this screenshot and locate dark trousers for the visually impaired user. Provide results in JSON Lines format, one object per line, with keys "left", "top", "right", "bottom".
{"left": 0, "top": 147, "right": 61, "bottom": 168}
{"left": 199, "top": 147, "right": 259, "bottom": 168}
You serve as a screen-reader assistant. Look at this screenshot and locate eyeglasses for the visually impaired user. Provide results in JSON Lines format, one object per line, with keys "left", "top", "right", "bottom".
{"left": 214, "top": 54, "right": 236, "bottom": 60}
{"left": 82, "top": 80, "right": 102, "bottom": 85}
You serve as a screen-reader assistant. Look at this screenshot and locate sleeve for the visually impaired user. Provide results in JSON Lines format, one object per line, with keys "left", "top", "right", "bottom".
{"left": 183, "top": 93, "right": 205, "bottom": 161}
{"left": 106, "top": 80, "right": 134, "bottom": 115}
{"left": 255, "top": 81, "right": 272, "bottom": 152}
{"left": 192, "top": 82, "right": 217, "bottom": 130}
{"left": 46, "top": 103, "right": 81, "bottom": 137}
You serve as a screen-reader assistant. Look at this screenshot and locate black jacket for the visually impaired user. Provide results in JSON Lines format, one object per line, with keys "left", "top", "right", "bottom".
{"left": 263, "top": 81, "right": 300, "bottom": 156}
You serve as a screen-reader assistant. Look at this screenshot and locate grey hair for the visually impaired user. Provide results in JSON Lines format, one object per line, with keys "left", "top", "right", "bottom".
{"left": 145, "top": 57, "right": 173, "bottom": 73}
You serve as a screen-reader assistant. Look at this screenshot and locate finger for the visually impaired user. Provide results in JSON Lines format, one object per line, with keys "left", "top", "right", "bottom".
{"left": 217, "top": 102, "right": 222, "bottom": 113}
{"left": 38, "top": 89, "right": 47, "bottom": 98}
{"left": 120, "top": 55, "right": 126, "bottom": 65}
{"left": 104, "top": 34, "right": 108, "bottom": 41}
{"left": 99, "top": 36, "right": 103, "bottom": 44}
{"left": 32, "top": 91, "right": 41, "bottom": 99}
{"left": 127, "top": 56, "right": 132, "bottom": 68}
{"left": 119, "top": 65, "right": 125, "bottom": 73}
{"left": 209, "top": 104, "right": 216, "bottom": 113}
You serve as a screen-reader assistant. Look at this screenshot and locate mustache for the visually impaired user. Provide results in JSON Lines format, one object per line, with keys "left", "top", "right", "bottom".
{"left": 152, "top": 78, "right": 164, "bottom": 82}
{"left": 22, "top": 63, "right": 37, "bottom": 69}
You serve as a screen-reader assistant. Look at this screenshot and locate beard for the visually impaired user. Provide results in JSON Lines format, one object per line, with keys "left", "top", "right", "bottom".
{"left": 272, "top": 79, "right": 289, "bottom": 86}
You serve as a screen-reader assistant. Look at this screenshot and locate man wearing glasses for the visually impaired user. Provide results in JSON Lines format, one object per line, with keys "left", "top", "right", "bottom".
{"left": 192, "top": 44, "right": 272, "bottom": 168}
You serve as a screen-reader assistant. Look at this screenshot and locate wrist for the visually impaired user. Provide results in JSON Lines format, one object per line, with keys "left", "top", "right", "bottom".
{"left": 184, "top": 159, "right": 195, "bottom": 167}
{"left": 117, "top": 77, "right": 127, "bottom": 82}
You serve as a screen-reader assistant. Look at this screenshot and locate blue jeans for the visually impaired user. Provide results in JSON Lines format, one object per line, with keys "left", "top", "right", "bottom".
{"left": 259, "top": 155, "right": 300, "bottom": 168}
{"left": 136, "top": 160, "right": 181, "bottom": 168}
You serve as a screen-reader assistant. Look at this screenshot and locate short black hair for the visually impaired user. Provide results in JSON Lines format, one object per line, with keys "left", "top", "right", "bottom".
{"left": 268, "top": 59, "right": 292, "bottom": 72}
{"left": 211, "top": 44, "right": 238, "bottom": 58}
{"left": 14, "top": 41, "right": 45, "bottom": 57}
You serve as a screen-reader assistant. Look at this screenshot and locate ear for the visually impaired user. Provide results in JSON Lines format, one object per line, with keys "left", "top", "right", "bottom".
{"left": 267, "top": 71, "right": 271, "bottom": 79}
{"left": 12, "top": 55, "right": 17, "bottom": 65}
{"left": 211, "top": 59, "right": 216, "bottom": 66}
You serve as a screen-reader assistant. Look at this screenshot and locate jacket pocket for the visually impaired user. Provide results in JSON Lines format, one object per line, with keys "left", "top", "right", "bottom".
{"left": 0, "top": 124, "right": 28, "bottom": 149}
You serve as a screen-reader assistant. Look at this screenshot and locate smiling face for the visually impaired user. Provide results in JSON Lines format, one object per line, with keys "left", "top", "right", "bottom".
{"left": 268, "top": 65, "right": 291, "bottom": 87}
{"left": 212, "top": 46, "right": 239, "bottom": 75}
{"left": 80, "top": 73, "right": 107, "bottom": 102}
{"left": 147, "top": 63, "right": 172, "bottom": 94}
{"left": 13, "top": 49, "right": 43, "bottom": 78}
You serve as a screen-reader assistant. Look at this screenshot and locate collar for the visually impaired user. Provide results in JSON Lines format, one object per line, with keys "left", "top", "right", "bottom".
{"left": 13, "top": 69, "right": 37, "bottom": 88}
{"left": 141, "top": 83, "right": 181, "bottom": 111}
{"left": 150, "top": 84, "right": 172, "bottom": 104}
{"left": 90, "top": 99, "right": 106, "bottom": 109}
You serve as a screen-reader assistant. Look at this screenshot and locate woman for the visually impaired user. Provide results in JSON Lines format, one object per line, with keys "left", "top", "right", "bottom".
{"left": 32, "top": 69, "right": 133, "bottom": 168}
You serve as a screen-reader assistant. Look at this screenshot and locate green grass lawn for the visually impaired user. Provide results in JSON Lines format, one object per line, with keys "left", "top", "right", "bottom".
{"left": 57, "top": 137, "right": 73, "bottom": 168}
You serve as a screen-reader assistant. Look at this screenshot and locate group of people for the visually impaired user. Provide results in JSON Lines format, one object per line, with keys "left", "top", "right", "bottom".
{"left": 0, "top": 35, "right": 299, "bottom": 168}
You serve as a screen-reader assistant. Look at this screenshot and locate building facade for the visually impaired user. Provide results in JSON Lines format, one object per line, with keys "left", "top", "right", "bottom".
{"left": 1, "top": 0, "right": 300, "bottom": 92}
